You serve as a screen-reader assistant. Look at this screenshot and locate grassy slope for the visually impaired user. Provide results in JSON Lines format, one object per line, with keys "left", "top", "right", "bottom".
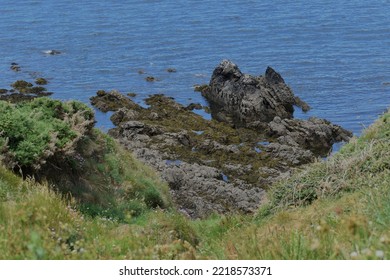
{"left": 0, "top": 109, "right": 389, "bottom": 259}
{"left": 0, "top": 137, "right": 198, "bottom": 260}
{"left": 194, "top": 109, "right": 390, "bottom": 259}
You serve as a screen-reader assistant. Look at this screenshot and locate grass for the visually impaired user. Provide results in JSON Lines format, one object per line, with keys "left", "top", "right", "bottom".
{"left": 0, "top": 103, "right": 389, "bottom": 259}
{"left": 0, "top": 164, "right": 195, "bottom": 259}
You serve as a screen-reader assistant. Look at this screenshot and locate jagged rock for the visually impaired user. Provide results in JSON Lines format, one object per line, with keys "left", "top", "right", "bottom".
{"left": 265, "top": 66, "right": 285, "bottom": 84}
{"left": 268, "top": 116, "right": 353, "bottom": 155}
{"left": 203, "top": 60, "right": 310, "bottom": 127}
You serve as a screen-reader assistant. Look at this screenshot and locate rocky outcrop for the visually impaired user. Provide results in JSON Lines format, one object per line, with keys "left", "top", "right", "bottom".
{"left": 203, "top": 60, "right": 352, "bottom": 156}
{"left": 267, "top": 116, "right": 352, "bottom": 156}
{"left": 202, "top": 60, "right": 310, "bottom": 128}
{"left": 129, "top": 147, "right": 265, "bottom": 218}
{"left": 90, "top": 61, "right": 352, "bottom": 218}
{"left": 95, "top": 92, "right": 270, "bottom": 218}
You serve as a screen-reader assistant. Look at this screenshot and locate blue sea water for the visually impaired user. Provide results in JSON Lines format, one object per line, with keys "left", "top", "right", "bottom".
{"left": 1, "top": 0, "right": 389, "bottom": 134}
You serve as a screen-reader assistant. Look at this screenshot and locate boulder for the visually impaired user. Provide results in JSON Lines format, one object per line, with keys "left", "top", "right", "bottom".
{"left": 203, "top": 60, "right": 310, "bottom": 127}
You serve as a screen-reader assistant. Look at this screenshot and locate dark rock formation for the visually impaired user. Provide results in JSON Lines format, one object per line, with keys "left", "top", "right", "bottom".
{"left": 90, "top": 61, "right": 352, "bottom": 218}
{"left": 203, "top": 60, "right": 310, "bottom": 128}
{"left": 204, "top": 60, "right": 351, "bottom": 156}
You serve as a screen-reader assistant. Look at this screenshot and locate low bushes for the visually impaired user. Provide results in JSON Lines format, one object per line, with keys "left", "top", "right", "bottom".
{"left": 0, "top": 98, "right": 94, "bottom": 171}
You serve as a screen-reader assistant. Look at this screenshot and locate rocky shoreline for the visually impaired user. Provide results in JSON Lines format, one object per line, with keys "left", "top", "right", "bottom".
{"left": 91, "top": 60, "right": 352, "bottom": 218}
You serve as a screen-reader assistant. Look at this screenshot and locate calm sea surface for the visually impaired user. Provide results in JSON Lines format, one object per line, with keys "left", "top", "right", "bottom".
{"left": 1, "top": 0, "right": 389, "bottom": 134}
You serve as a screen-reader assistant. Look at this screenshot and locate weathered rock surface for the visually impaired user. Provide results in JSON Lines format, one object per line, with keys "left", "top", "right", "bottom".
{"left": 203, "top": 60, "right": 352, "bottom": 155}
{"left": 90, "top": 61, "right": 352, "bottom": 218}
{"left": 128, "top": 147, "right": 265, "bottom": 218}
{"left": 267, "top": 116, "right": 352, "bottom": 156}
{"left": 202, "top": 60, "right": 310, "bottom": 127}
{"left": 91, "top": 91, "right": 271, "bottom": 218}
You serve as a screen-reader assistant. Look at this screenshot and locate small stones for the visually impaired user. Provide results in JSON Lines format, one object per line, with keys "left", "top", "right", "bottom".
{"left": 127, "top": 92, "right": 137, "bottom": 98}
{"left": 0, "top": 89, "right": 8, "bottom": 94}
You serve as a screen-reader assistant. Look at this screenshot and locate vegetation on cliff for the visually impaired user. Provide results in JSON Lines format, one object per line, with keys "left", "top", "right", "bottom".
{"left": 197, "top": 109, "right": 389, "bottom": 259}
{"left": 0, "top": 96, "right": 388, "bottom": 259}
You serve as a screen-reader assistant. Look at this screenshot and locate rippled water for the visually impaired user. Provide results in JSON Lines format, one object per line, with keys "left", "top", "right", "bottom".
{"left": 1, "top": 0, "right": 389, "bottom": 134}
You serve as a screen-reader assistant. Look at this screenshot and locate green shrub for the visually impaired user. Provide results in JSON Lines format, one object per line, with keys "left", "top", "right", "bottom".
{"left": 0, "top": 98, "right": 95, "bottom": 171}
